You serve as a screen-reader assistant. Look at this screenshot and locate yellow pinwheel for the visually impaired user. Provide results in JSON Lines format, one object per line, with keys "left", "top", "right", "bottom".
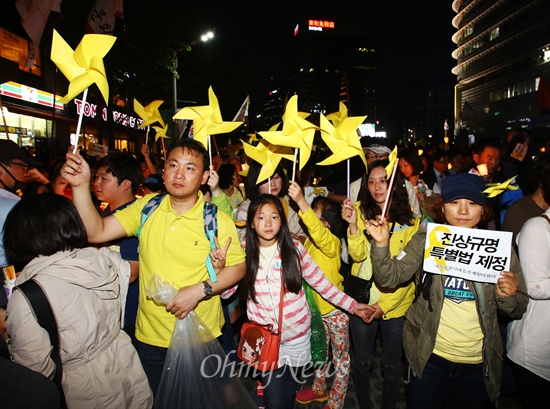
{"left": 50, "top": 29, "right": 116, "bottom": 104}
{"left": 325, "top": 101, "right": 349, "bottom": 127}
{"left": 134, "top": 99, "right": 166, "bottom": 128}
{"left": 317, "top": 113, "right": 367, "bottom": 168}
{"left": 226, "top": 139, "right": 242, "bottom": 156}
{"left": 248, "top": 133, "right": 259, "bottom": 143}
{"left": 241, "top": 139, "right": 294, "bottom": 184}
{"left": 385, "top": 146, "right": 399, "bottom": 179}
{"left": 173, "top": 86, "right": 243, "bottom": 148}
{"left": 483, "top": 176, "right": 519, "bottom": 198}
{"left": 259, "top": 95, "right": 318, "bottom": 171}
{"left": 153, "top": 123, "right": 170, "bottom": 141}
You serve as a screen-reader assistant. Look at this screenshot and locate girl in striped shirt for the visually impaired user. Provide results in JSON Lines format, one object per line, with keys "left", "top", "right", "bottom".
{"left": 239, "top": 194, "right": 373, "bottom": 409}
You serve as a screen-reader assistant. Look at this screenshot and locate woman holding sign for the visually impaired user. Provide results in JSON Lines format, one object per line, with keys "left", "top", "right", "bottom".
{"left": 341, "top": 160, "right": 420, "bottom": 409}
{"left": 361, "top": 172, "right": 528, "bottom": 409}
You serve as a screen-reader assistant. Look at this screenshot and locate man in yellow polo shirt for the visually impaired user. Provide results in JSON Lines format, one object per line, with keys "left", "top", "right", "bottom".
{"left": 63, "top": 139, "right": 246, "bottom": 396}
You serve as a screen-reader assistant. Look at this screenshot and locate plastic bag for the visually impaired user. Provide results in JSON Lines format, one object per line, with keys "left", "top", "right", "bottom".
{"left": 146, "top": 274, "right": 256, "bottom": 409}
{"left": 303, "top": 281, "right": 327, "bottom": 366}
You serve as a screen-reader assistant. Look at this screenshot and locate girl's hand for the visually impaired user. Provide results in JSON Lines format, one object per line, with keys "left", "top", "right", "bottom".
{"left": 288, "top": 181, "right": 309, "bottom": 213}
{"left": 207, "top": 169, "right": 221, "bottom": 197}
{"left": 341, "top": 199, "right": 357, "bottom": 224}
{"left": 496, "top": 271, "right": 518, "bottom": 298}
{"left": 353, "top": 303, "right": 377, "bottom": 323}
{"left": 210, "top": 236, "right": 232, "bottom": 271}
{"left": 365, "top": 216, "right": 390, "bottom": 246}
{"left": 365, "top": 303, "right": 383, "bottom": 323}
{"left": 141, "top": 143, "right": 150, "bottom": 157}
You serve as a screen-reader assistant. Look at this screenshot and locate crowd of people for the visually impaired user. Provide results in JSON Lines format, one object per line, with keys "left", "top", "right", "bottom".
{"left": 0, "top": 130, "right": 548, "bottom": 409}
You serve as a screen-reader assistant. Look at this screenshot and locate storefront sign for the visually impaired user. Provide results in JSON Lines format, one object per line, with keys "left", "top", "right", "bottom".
{"left": 74, "top": 98, "right": 144, "bottom": 129}
{"left": 0, "top": 81, "right": 63, "bottom": 109}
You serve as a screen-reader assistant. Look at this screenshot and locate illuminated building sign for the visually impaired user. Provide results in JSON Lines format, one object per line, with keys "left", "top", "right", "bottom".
{"left": 74, "top": 98, "right": 144, "bottom": 129}
{"left": 308, "top": 20, "right": 335, "bottom": 31}
{"left": 0, "top": 81, "right": 63, "bottom": 109}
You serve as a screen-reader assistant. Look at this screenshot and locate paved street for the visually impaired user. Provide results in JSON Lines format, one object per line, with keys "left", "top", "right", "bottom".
{"left": 238, "top": 331, "right": 522, "bottom": 409}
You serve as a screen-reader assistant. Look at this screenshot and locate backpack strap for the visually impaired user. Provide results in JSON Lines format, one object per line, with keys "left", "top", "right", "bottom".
{"left": 204, "top": 202, "right": 219, "bottom": 283}
{"left": 137, "top": 193, "right": 219, "bottom": 283}
{"left": 540, "top": 214, "right": 550, "bottom": 225}
{"left": 16, "top": 280, "right": 67, "bottom": 407}
{"left": 137, "top": 193, "right": 167, "bottom": 238}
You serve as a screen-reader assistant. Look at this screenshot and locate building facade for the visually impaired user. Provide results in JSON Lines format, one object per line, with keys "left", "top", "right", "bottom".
{"left": 452, "top": 0, "right": 550, "bottom": 140}
{"left": 289, "top": 17, "right": 377, "bottom": 120}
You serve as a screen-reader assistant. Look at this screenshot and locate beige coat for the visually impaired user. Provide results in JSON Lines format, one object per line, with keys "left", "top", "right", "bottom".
{"left": 7, "top": 248, "right": 153, "bottom": 409}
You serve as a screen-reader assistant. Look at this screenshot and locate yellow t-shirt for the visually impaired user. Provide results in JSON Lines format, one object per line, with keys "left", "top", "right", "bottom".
{"left": 434, "top": 277, "right": 483, "bottom": 364}
{"left": 114, "top": 192, "right": 245, "bottom": 348}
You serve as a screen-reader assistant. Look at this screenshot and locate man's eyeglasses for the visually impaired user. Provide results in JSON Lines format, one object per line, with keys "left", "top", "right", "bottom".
{"left": 366, "top": 155, "right": 388, "bottom": 160}
{"left": 4, "top": 161, "right": 30, "bottom": 172}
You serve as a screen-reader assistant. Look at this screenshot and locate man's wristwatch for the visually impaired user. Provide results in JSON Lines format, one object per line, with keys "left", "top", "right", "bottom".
{"left": 202, "top": 280, "right": 213, "bottom": 300}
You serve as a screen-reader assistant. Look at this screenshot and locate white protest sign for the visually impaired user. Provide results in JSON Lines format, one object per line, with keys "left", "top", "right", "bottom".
{"left": 423, "top": 222, "right": 512, "bottom": 284}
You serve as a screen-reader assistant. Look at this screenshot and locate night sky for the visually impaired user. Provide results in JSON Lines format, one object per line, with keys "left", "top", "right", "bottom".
{"left": 172, "top": 0, "right": 457, "bottom": 126}
{"left": 3, "top": 1, "right": 456, "bottom": 131}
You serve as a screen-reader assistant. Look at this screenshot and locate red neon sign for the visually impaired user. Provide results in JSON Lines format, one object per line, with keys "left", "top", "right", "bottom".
{"left": 308, "top": 20, "right": 335, "bottom": 30}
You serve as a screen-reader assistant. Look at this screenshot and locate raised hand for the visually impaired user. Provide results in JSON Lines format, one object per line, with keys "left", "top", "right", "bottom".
{"left": 62, "top": 147, "right": 91, "bottom": 188}
{"left": 365, "top": 216, "right": 391, "bottom": 246}
{"left": 288, "top": 180, "right": 309, "bottom": 213}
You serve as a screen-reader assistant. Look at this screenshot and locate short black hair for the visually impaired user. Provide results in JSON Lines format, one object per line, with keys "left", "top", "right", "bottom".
{"left": 95, "top": 152, "right": 143, "bottom": 194}
{"left": 430, "top": 148, "right": 449, "bottom": 163}
{"left": 166, "top": 138, "right": 209, "bottom": 172}
{"left": 218, "top": 163, "right": 237, "bottom": 190}
{"left": 3, "top": 193, "right": 88, "bottom": 268}
{"left": 244, "top": 160, "right": 288, "bottom": 201}
{"left": 471, "top": 137, "right": 501, "bottom": 155}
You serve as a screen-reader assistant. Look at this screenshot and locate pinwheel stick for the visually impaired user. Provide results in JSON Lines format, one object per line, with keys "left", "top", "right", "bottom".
{"left": 347, "top": 159, "right": 351, "bottom": 198}
{"left": 268, "top": 177, "right": 271, "bottom": 195}
{"left": 160, "top": 137, "right": 166, "bottom": 161}
{"left": 73, "top": 88, "right": 88, "bottom": 154}
{"left": 292, "top": 149, "right": 298, "bottom": 182}
{"left": 208, "top": 135, "right": 213, "bottom": 169}
{"left": 145, "top": 126, "right": 150, "bottom": 145}
{"left": 381, "top": 158, "right": 399, "bottom": 223}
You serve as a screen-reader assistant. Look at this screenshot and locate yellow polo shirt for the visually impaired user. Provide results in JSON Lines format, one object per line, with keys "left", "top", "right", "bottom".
{"left": 114, "top": 192, "right": 245, "bottom": 348}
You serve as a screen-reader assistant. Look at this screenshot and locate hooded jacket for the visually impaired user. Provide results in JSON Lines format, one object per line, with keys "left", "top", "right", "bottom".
{"left": 7, "top": 248, "right": 153, "bottom": 409}
{"left": 371, "top": 230, "right": 528, "bottom": 403}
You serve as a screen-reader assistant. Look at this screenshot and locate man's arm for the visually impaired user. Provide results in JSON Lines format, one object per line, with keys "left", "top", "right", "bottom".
{"left": 165, "top": 261, "right": 246, "bottom": 319}
{"left": 62, "top": 149, "right": 127, "bottom": 243}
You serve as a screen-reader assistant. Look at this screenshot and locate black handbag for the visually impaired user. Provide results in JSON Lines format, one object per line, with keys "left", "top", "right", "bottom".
{"left": 344, "top": 272, "right": 374, "bottom": 304}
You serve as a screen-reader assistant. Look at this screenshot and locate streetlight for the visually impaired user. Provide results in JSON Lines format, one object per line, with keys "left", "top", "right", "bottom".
{"left": 172, "top": 31, "right": 214, "bottom": 119}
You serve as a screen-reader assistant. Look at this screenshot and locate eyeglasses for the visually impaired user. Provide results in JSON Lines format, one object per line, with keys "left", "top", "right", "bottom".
{"left": 366, "top": 155, "right": 388, "bottom": 160}
{"left": 4, "top": 161, "right": 30, "bottom": 172}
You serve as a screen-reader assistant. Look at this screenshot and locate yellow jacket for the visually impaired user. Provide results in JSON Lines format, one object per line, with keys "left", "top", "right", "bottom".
{"left": 300, "top": 207, "right": 344, "bottom": 316}
{"left": 347, "top": 202, "right": 420, "bottom": 319}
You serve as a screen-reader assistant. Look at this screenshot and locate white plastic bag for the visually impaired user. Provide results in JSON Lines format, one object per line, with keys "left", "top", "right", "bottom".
{"left": 146, "top": 274, "right": 256, "bottom": 409}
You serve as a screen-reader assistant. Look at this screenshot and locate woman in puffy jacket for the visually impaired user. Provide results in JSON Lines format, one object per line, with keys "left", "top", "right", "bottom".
{"left": 4, "top": 193, "right": 153, "bottom": 409}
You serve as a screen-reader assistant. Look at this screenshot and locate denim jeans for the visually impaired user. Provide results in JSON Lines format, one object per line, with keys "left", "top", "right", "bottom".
{"left": 134, "top": 338, "right": 167, "bottom": 398}
{"left": 406, "top": 353, "right": 490, "bottom": 409}
{"left": 350, "top": 315, "right": 404, "bottom": 409}
{"left": 261, "top": 365, "right": 301, "bottom": 409}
